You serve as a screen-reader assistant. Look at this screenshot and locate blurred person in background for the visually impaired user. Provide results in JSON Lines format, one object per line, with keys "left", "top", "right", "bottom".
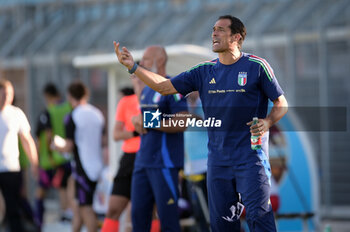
{"left": 129, "top": 46, "right": 188, "bottom": 232}
{"left": 34, "top": 83, "right": 73, "bottom": 228}
{"left": 129, "top": 72, "right": 162, "bottom": 232}
{"left": 12, "top": 95, "right": 37, "bottom": 229}
{"left": 92, "top": 145, "right": 112, "bottom": 226}
{"left": 183, "top": 91, "right": 210, "bottom": 232}
{"left": 52, "top": 81, "right": 104, "bottom": 232}
{"left": 101, "top": 86, "right": 140, "bottom": 232}
{"left": 18, "top": 139, "right": 37, "bottom": 229}
{"left": 0, "top": 79, "right": 38, "bottom": 232}
{"left": 114, "top": 14, "right": 288, "bottom": 232}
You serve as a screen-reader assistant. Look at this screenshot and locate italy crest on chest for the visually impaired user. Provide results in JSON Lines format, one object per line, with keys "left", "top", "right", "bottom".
{"left": 238, "top": 72, "right": 247, "bottom": 86}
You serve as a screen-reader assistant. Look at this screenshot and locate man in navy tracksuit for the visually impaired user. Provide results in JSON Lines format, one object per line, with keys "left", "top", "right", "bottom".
{"left": 114, "top": 15, "right": 288, "bottom": 232}
{"left": 130, "top": 46, "right": 188, "bottom": 232}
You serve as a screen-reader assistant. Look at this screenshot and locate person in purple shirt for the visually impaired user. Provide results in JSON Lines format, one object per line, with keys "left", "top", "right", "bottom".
{"left": 113, "top": 15, "right": 288, "bottom": 232}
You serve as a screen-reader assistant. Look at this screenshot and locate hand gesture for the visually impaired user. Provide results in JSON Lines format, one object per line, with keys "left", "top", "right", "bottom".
{"left": 113, "top": 41, "right": 134, "bottom": 70}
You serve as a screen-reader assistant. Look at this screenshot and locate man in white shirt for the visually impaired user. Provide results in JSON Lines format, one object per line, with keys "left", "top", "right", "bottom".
{"left": 0, "top": 79, "right": 38, "bottom": 232}
{"left": 53, "top": 81, "right": 104, "bottom": 232}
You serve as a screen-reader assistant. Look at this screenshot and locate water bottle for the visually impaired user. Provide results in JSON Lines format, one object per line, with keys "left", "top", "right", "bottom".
{"left": 251, "top": 117, "right": 262, "bottom": 150}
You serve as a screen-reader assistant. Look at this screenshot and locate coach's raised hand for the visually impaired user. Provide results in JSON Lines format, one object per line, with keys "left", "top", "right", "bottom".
{"left": 114, "top": 41, "right": 134, "bottom": 70}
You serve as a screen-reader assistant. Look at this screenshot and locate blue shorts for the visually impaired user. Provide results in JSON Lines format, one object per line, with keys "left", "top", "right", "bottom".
{"left": 207, "top": 151, "right": 276, "bottom": 232}
{"left": 131, "top": 166, "right": 181, "bottom": 232}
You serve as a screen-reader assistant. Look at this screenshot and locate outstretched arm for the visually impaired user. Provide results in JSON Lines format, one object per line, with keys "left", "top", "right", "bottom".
{"left": 114, "top": 41, "right": 177, "bottom": 95}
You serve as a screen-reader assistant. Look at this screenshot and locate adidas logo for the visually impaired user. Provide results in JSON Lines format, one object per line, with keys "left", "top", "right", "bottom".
{"left": 167, "top": 198, "right": 175, "bottom": 205}
{"left": 209, "top": 78, "right": 216, "bottom": 84}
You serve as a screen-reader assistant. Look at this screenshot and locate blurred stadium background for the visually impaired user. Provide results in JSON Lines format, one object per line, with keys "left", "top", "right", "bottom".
{"left": 0, "top": 0, "right": 349, "bottom": 231}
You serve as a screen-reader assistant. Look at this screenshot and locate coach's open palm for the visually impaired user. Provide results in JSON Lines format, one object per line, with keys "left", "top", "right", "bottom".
{"left": 114, "top": 41, "right": 134, "bottom": 70}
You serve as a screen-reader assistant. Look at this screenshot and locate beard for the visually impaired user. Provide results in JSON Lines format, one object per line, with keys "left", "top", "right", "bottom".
{"left": 212, "top": 46, "right": 226, "bottom": 53}
{"left": 212, "top": 42, "right": 228, "bottom": 53}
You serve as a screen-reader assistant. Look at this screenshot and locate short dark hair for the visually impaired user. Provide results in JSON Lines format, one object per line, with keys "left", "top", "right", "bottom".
{"left": 218, "top": 15, "right": 246, "bottom": 49}
{"left": 120, "top": 87, "right": 134, "bottom": 96}
{"left": 43, "top": 83, "right": 60, "bottom": 97}
{"left": 68, "top": 81, "right": 89, "bottom": 101}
